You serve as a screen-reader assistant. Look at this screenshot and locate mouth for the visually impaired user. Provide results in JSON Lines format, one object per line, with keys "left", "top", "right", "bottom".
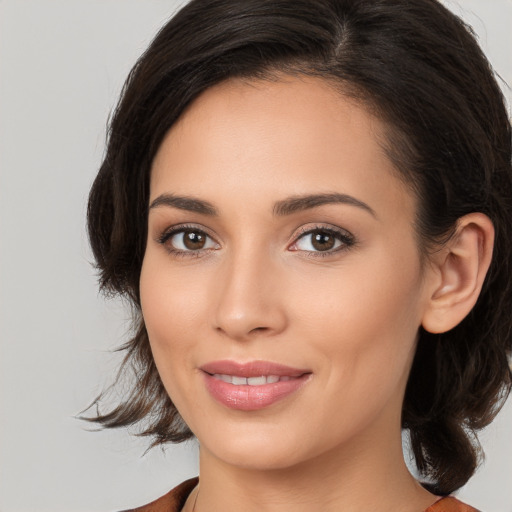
{"left": 210, "top": 374, "right": 295, "bottom": 385}
{"left": 199, "top": 360, "right": 312, "bottom": 411}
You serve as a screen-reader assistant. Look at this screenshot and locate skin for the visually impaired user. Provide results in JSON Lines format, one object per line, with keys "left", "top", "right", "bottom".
{"left": 140, "top": 75, "right": 493, "bottom": 512}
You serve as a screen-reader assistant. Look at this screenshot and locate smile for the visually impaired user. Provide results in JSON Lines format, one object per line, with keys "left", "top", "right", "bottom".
{"left": 211, "top": 374, "right": 294, "bottom": 385}
{"left": 200, "top": 360, "right": 312, "bottom": 411}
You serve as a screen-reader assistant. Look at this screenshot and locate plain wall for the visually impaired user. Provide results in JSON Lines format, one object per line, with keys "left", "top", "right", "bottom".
{"left": 0, "top": 1, "right": 510, "bottom": 511}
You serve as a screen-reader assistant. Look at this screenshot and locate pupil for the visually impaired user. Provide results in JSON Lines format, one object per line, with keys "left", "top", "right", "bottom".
{"left": 312, "top": 232, "right": 334, "bottom": 251}
{"left": 184, "top": 231, "right": 205, "bottom": 250}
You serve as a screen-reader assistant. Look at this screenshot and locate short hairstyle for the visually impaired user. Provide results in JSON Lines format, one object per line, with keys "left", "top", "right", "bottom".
{"left": 86, "top": 0, "right": 512, "bottom": 496}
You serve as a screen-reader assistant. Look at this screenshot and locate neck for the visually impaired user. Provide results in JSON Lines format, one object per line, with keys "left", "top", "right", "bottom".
{"left": 191, "top": 424, "right": 437, "bottom": 512}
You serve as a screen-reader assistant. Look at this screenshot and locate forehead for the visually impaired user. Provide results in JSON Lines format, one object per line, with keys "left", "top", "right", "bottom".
{"left": 150, "top": 74, "right": 416, "bottom": 224}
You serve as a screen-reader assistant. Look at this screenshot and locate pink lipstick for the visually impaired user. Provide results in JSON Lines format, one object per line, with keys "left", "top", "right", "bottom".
{"left": 200, "top": 360, "right": 311, "bottom": 411}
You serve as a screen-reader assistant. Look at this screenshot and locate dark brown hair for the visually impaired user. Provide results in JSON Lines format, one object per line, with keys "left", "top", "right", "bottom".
{"left": 86, "top": 0, "right": 512, "bottom": 496}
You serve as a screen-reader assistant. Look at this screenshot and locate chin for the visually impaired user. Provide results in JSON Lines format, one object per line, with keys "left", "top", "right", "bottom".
{"left": 197, "top": 418, "right": 339, "bottom": 473}
{"left": 196, "top": 422, "right": 302, "bottom": 469}
{"left": 212, "top": 443, "right": 304, "bottom": 471}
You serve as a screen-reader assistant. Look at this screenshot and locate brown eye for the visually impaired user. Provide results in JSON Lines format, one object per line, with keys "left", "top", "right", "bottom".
{"left": 292, "top": 227, "right": 354, "bottom": 255}
{"left": 182, "top": 230, "right": 207, "bottom": 250}
{"left": 310, "top": 231, "right": 336, "bottom": 251}
{"left": 159, "top": 226, "right": 219, "bottom": 254}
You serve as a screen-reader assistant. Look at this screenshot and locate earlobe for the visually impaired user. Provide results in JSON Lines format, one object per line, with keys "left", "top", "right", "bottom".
{"left": 421, "top": 213, "right": 494, "bottom": 334}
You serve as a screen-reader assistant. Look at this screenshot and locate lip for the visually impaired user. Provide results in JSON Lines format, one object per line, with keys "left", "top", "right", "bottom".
{"left": 200, "top": 360, "right": 312, "bottom": 411}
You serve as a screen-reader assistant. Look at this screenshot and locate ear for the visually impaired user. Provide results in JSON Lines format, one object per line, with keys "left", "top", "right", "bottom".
{"left": 421, "top": 213, "right": 494, "bottom": 334}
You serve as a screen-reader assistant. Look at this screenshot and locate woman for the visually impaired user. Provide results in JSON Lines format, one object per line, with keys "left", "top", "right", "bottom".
{"left": 86, "top": 0, "right": 512, "bottom": 510}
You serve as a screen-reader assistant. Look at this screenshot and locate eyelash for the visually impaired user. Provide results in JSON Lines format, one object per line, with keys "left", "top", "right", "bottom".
{"left": 292, "top": 225, "right": 355, "bottom": 258}
{"left": 157, "top": 224, "right": 218, "bottom": 259}
{"left": 157, "top": 223, "right": 356, "bottom": 259}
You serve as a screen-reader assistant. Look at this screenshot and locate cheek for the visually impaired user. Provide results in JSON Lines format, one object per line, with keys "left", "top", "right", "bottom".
{"left": 290, "top": 249, "right": 425, "bottom": 383}
{"left": 294, "top": 252, "right": 422, "bottom": 335}
{"left": 141, "top": 253, "right": 207, "bottom": 336}
{"left": 139, "top": 255, "right": 204, "bottom": 375}
{"left": 139, "top": 255, "right": 210, "bottom": 419}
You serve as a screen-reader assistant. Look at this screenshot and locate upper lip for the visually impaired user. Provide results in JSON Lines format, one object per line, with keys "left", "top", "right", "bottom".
{"left": 200, "top": 360, "right": 311, "bottom": 378}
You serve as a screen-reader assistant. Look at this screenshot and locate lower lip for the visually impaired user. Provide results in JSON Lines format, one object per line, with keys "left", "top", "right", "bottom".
{"left": 203, "top": 373, "right": 311, "bottom": 411}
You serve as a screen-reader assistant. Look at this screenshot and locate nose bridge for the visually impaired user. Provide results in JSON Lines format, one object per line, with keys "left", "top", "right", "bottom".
{"left": 213, "top": 240, "right": 287, "bottom": 340}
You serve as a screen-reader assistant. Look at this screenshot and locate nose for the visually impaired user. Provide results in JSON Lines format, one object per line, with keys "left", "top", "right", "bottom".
{"left": 212, "top": 249, "right": 288, "bottom": 342}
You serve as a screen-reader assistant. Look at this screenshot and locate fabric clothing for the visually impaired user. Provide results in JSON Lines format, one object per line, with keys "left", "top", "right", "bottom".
{"left": 425, "top": 496, "right": 481, "bottom": 512}
{"left": 124, "top": 477, "right": 481, "bottom": 512}
{"left": 122, "top": 478, "right": 198, "bottom": 512}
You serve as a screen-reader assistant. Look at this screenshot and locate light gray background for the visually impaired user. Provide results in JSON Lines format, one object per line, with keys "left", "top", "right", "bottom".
{"left": 0, "top": 1, "right": 511, "bottom": 511}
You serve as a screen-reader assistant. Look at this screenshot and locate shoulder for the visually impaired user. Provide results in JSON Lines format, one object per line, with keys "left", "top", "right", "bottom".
{"left": 119, "top": 477, "right": 199, "bottom": 512}
{"left": 425, "top": 496, "right": 481, "bottom": 512}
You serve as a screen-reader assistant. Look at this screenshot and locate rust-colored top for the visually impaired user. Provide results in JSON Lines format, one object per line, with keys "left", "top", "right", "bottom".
{"left": 123, "top": 477, "right": 481, "bottom": 512}
{"left": 122, "top": 479, "right": 198, "bottom": 512}
{"left": 426, "top": 496, "right": 481, "bottom": 512}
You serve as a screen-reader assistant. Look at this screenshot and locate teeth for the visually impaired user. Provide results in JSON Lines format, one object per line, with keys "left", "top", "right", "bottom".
{"left": 212, "top": 374, "right": 291, "bottom": 385}
{"left": 247, "top": 376, "right": 266, "bottom": 386}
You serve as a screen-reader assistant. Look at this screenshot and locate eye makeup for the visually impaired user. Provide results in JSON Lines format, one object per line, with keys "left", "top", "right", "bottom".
{"left": 289, "top": 224, "right": 356, "bottom": 258}
{"left": 157, "top": 223, "right": 219, "bottom": 259}
{"left": 156, "top": 222, "right": 357, "bottom": 260}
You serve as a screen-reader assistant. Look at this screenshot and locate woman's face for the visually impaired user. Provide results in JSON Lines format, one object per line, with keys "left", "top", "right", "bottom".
{"left": 140, "top": 75, "right": 434, "bottom": 470}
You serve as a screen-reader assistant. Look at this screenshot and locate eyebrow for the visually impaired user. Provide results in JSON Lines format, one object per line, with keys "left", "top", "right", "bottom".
{"left": 149, "top": 194, "right": 218, "bottom": 215}
{"left": 149, "top": 192, "right": 376, "bottom": 218}
{"left": 273, "top": 192, "right": 376, "bottom": 218}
